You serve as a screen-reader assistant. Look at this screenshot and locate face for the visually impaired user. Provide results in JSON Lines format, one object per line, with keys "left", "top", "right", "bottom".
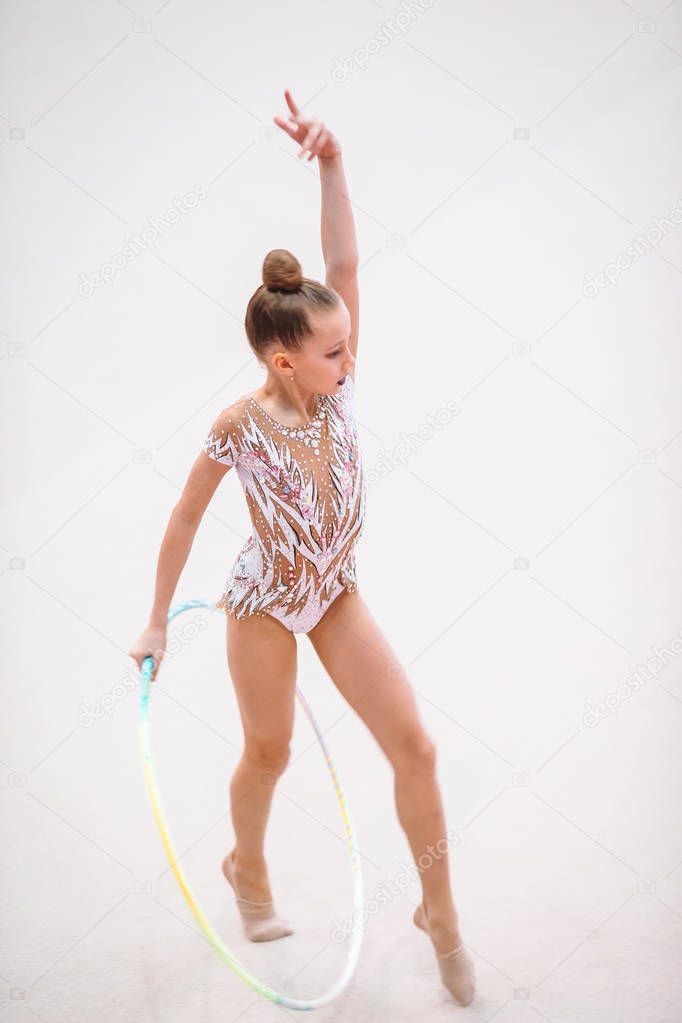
{"left": 271, "top": 302, "right": 355, "bottom": 395}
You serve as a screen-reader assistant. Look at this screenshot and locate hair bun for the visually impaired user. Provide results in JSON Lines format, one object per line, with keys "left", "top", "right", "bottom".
{"left": 262, "top": 249, "right": 303, "bottom": 293}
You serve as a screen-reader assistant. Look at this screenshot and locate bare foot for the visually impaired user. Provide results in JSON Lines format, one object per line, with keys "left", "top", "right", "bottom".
{"left": 413, "top": 900, "right": 476, "bottom": 1006}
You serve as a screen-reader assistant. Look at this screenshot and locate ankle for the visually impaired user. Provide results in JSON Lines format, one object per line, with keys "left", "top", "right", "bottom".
{"left": 232, "top": 850, "right": 267, "bottom": 874}
{"left": 422, "top": 900, "right": 461, "bottom": 946}
{"left": 429, "top": 917, "right": 462, "bottom": 947}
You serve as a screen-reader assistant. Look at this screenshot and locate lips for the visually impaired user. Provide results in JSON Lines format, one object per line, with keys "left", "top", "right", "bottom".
{"left": 337, "top": 377, "right": 346, "bottom": 385}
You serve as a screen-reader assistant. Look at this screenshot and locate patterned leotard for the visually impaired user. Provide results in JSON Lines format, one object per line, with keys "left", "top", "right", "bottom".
{"left": 202, "top": 373, "right": 366, "bottom": 633}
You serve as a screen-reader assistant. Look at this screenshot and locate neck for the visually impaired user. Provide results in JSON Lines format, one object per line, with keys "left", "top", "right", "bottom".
{"left": 259, "top": 376, "right": 319, "bottom": 422}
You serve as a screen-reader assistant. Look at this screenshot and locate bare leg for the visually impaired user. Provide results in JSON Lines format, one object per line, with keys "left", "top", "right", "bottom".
{"left": 392, "top": 738, "right": 461, "bottom": 949}
{"left": 308, "top": 590, "right": 461, "bottom": 946}
{"left": 224, "top": 610, "right": 298, "bottom": 903}
{"left": 307, "top": 589, "right": 475, "bottom": 1002}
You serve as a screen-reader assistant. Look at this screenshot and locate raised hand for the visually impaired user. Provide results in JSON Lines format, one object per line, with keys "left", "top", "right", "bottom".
{"left": 273, "top": 89, "right": 342, "bottom": 161}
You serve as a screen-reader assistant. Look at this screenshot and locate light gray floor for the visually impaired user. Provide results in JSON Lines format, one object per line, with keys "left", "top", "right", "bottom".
{"left": 3, "top": 1, "right": 682, "bottom": 1020}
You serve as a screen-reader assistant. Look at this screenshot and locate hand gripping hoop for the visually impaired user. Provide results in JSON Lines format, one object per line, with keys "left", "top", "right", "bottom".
{"left": 138, "top": 598, "right": 365, "bottom": 1011}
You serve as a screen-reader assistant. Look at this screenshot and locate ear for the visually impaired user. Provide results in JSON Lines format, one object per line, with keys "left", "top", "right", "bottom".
{"left": 272, "top": 351, "right": 292, "bottom": 374}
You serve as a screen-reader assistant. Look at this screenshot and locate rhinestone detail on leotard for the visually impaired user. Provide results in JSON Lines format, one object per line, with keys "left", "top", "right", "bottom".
{"left": 246, "top": 394, "right": 325, "bottom": 456}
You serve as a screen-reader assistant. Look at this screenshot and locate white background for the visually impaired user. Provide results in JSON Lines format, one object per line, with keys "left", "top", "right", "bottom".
{"left": 2, "top": 0, "right": 682, "bottom": 1020}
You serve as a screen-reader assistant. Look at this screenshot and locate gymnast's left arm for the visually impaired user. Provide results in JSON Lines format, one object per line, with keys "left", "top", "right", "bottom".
{"left": 319, "top": 152, "right": 360, "bottom": 367}
{"left": 273, "top": 89, "right": 360, "bottom": 366}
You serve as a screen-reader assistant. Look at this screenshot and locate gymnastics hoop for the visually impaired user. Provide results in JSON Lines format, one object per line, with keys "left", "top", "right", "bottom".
{"left": 138, "top": 598, "right": 365, "bottom": 1011}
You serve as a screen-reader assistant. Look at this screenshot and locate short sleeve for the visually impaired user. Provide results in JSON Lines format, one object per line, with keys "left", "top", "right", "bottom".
{"left": 202, "top": 410, "right": 237, "bottom": 467}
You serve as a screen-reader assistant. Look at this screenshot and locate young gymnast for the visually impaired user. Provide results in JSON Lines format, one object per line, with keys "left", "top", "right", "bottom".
{"left": 129, "top": 89, "right": 475, "bottom": 1007}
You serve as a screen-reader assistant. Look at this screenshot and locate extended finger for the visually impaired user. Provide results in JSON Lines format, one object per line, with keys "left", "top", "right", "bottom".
{"left": 284, "top": 88, "right": 300, "bottom": 117}
{"left": 273, "top": 115, "right": 297, "bottom": 140}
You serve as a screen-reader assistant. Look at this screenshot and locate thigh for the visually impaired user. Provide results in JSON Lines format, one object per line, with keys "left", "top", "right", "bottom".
{"left": 306, "top": 589, "right": 432, "bottom": 764}
{"left": 226, "top": 611, "right": 298, "bottom": 750}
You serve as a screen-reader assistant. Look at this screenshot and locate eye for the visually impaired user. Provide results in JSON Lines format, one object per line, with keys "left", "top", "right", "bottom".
{"left": 326, "top": 349, "right": 341, "bottom": 358}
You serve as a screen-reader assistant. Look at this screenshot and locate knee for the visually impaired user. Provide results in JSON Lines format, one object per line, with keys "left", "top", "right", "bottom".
{"left": 246, "top": 739, "right": 291, "bottom": 778}
{"left": 393, "top": 731, "right": 437, "bottom": 774}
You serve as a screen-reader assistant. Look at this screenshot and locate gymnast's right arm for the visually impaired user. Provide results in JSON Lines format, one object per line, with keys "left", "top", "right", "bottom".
{"left": 128, "top": 421, "right": 234, "bottom": 680}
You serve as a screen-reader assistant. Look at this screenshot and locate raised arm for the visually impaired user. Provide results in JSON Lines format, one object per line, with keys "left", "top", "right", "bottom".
{"left": 319, "top": 155, "right": 359, "bottom": 364}
{"left": 274, "top": 89, "right": 360, "bottom": 365}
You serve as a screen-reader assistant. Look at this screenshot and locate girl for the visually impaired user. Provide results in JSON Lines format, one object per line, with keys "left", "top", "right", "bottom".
{"left": 129, "top": 89, "right": 475, "bottom": 1007}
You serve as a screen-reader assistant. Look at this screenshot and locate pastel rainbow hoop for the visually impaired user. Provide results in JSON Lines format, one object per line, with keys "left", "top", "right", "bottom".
{"left": 138, "top": 598, "right": 365, "bottom": 1011}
